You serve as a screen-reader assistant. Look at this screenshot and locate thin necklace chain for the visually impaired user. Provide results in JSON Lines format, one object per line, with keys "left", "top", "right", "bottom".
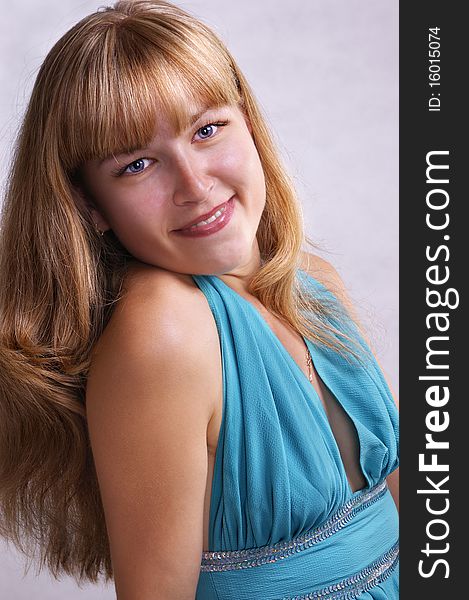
{"left": 305, "top": 346, "right": 314, "bottom": 383}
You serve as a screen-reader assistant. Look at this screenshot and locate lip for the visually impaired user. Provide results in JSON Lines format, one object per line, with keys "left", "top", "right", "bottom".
{"left": 173, "top": 196, "right": 235, "bottom": 238}
{"left": 176, "top": 196, "right": 234, "bottom": 230}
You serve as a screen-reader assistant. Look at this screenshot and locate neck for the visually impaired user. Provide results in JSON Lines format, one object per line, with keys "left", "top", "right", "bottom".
{"left": 217, "top": 240, "right": 263, "bottom": 296}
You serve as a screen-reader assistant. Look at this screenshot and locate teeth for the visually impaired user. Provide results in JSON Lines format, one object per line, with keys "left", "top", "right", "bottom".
{"left": 190, "top": 205, "right": 226, "bottom": 229}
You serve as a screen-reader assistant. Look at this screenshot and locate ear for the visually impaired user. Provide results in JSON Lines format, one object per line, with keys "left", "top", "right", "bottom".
{"left": 71, "top": 184, "right": 112, "bottom": 233}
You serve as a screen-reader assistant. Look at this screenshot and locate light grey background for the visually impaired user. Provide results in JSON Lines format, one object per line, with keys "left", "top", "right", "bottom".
{"left": 0, "top": 1, "right": 398, "bottom": 597}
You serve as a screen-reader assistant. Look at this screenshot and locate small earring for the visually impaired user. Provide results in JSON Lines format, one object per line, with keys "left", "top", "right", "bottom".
{"left": 94, "top": 222, "right": 104, "bottom": 236}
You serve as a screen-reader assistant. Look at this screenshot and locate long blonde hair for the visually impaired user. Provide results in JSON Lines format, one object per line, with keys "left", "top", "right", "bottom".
{"left": 0, "top": 0, "right": 369, "bottom": 584}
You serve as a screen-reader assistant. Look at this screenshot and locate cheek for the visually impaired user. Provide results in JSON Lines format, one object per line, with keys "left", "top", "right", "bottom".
{"left": 106, "top": 186, "right": 169, "bottom": 227}
{"left": 218, "top": 138, "right": 265, "bottom": 192}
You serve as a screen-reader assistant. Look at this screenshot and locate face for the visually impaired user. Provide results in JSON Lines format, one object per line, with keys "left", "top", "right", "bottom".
{"left": 79, "top": 102, "right": 266, "bottom": 277}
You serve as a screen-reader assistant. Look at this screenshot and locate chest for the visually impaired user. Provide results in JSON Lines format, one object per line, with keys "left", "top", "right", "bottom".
{"left": 206, "top": 309, "right": 365, "bottom": 487}
{"left": 203, "top": 306, "right": 368, "bottom": 551}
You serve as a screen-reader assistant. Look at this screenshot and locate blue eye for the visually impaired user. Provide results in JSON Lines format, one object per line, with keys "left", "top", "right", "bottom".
{"left": 196, "top": 121, "right": 228, "bottom": 141}
{"left": 125, "top": 158, "right": 151, "bottom": 174}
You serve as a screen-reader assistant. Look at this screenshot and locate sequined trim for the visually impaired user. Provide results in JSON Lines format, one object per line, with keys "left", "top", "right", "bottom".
{"left": 201, "top": 479, "right": 388, "bottom": 572}
{"left": 282, "top": 541, "right": 399, "bottom": 600}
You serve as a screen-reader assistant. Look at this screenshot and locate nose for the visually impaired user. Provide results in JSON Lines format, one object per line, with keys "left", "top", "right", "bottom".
{"left": 171, "top": 152, "right": 214, "bottom": 206}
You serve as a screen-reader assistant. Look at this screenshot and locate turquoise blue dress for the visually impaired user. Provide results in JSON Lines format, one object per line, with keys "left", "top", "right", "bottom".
{"left": 192, "top": 270, "right": 399, "bottom": 599}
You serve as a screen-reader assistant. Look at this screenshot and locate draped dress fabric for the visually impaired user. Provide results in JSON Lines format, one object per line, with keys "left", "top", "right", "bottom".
{"left": 192, "top": 270, "right": 399, "bottom": 599}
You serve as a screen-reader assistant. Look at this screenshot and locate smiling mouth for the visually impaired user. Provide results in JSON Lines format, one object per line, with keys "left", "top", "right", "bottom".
{"left": 175, "top": 197, "right": 233, "bottom": 231}
{"left": 173, "top": 196, "right": 235, "bottom": 238}
{"left": 181, "top": 205, "right": 227, "bottom": 230}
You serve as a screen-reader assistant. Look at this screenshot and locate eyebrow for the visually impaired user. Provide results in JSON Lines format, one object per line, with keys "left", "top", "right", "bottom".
{"left": 98, "top": 106, "right": 215, "bottom": 167}
{"left": 186, "top": 106, "right": 212, "bottom": 128}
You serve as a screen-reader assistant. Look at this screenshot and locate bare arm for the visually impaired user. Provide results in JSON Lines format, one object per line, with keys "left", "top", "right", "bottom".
{"left": 301, "top": 252, "right": 399, "bottom": 511}
{"left": 85, "top": 269, "right": 220, "bottom": 599}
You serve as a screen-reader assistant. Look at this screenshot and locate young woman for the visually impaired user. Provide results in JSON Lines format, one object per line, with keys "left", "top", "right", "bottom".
{"left": 0, "top": 1, "right": 399, "bottom": 598}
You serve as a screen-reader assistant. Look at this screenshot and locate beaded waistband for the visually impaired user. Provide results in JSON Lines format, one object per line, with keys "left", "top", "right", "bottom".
{"left": 201, "top": 479, "right": 388, "bottom": 572}
{"left": 281, "top": 541, "right": 399, "bottom": 600}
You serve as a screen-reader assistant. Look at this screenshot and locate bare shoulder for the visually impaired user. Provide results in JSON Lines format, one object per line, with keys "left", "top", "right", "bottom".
{"left": 93, "top": 262, "right": 219, "bottom": 373}
{"left": 87, "top": 261, "right": 222, "bottom": 437}
{"left": 114, "top": 261, "right": 211, "bottom": 332}
{"left": 85, "top": 263, "right": 221, "bottom": 597}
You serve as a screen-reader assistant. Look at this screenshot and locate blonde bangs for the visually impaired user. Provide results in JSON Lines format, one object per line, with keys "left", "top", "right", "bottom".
{"left": 52, "top": 14, "right": 241, "bottom": 174}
